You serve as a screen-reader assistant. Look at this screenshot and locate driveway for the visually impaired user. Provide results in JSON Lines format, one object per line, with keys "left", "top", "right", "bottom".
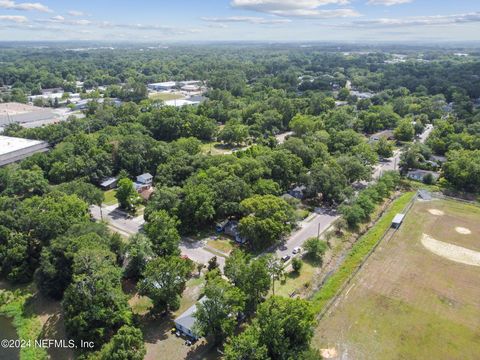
{"left": 275, "top": 131, "right": 294, "bottom": 144}
{"left": 90, "top": 204, "right": 145, "bottom": 237}
{"left": 179, "top": 238, "right": 226, "bottom": 270}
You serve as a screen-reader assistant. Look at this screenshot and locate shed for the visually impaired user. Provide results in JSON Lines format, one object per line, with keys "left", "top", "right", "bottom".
{"left": 100, "top": 177, "right": 118, "bottom": 190}
{"left": 392, "top": 213, "right": 405, "bottom": 229}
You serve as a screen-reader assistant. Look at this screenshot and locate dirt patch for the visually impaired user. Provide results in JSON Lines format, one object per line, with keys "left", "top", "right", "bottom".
{"left": 421, "top": 234, "right": 480, "bottom": 267}
{"left": 455, "top": 227, "right": 472, "bottom": 235}
{"left": 428, "top": 209, "right": 444, "bottom": 216}
{"left": 320, "top": 348, "right": 338, "bottom": 358}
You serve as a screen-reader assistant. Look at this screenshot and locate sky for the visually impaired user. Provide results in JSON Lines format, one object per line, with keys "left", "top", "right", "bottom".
{"left": 0, "top": 0, "right": 479, "bottom": 43}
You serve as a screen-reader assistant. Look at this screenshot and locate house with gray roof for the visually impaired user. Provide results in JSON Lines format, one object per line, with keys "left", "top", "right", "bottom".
{"left": 174, "top": 297, "right": 207, "bottom": 340}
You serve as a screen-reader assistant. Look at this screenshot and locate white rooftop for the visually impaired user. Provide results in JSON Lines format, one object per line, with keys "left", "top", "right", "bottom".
{"left": 149, "top": 81, "right": 177, "bottom": 87}
{"left": 0, "top": 135, "right": 46, "bottom": 156}
{"left": 392, "top": 213, "right": 405, "bottom": 224}
{"left": 164, "top": 99, "right": 199, "bottom": 107}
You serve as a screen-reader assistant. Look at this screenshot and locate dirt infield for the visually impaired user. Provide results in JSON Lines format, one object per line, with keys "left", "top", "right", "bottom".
{"left": 313, "top": 198, "right": 480, "bottom": 359}
{"left": 421, "top": 234, "right": 480, "bottom": 267}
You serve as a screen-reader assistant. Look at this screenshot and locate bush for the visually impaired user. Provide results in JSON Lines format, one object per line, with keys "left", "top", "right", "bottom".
{"left": 292, "top": 258, "right": 302, "bottom": 272}
{"left": 304, "top": 237, "right": 327, "bottom": 262}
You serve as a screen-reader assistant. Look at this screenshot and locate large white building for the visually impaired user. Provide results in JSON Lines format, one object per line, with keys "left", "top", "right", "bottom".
{"left": 0, "top": 135, "right": 49, "bottom": 166}
{"left": 147, "top": 81, "right": 177, "bottom": 91}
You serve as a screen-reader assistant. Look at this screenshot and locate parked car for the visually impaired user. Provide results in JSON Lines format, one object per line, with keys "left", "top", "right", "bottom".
{"left": 281, "top": 255, "right": 291, "bottom": 262}
{"left": 292, "top": 247, "right": 302, "bottom": 254}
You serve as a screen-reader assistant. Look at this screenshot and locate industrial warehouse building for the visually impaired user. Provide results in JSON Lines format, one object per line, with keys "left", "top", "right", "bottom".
{"left": 0, "top": 102, "right": 57, "bottom": 128}
{"left": 0, "top": 135, "right": 49, "bottom": 167}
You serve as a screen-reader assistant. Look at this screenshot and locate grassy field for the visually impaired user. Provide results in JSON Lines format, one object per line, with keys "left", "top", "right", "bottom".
{"left": 200, "top": 142, "right": 234, "bottom": 156}
{"left": 311, "top": 192, "right": 415, "bottom": 313}
{"left": 149, "top": 92, "right": 184, "bottom": 101}
{"left": 313, "top": 197, "right": 480, "bottom": 359}
{"left": 275, "top": 259, "right": 317, "bottom": 298}
{"left": 103, "top": 189, "right": 117, "bottom": 205}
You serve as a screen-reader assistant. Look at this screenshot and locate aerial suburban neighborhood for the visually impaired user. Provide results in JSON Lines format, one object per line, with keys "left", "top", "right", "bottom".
{"left": 0, "top": 1, "right": 480, "bottom": 360}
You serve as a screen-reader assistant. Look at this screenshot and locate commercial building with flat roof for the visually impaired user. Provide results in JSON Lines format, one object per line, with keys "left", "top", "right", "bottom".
{"left": 0, "top": 135, "right": 49, "bottom": 166}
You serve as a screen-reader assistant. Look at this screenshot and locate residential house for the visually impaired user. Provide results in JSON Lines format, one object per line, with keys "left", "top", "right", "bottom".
{"left": 174, "top": 297, "right": 207, "bottom": 340}
{"left": 288, "top": 185, "right": 307, "bottom": 199}
{"left": 217, "top": 220, "right": 247, "bottom": 244}
{"left": 134, "top": 173, "right": 153, "bottom": 192}
{"left": 407, "top": 169, "right": 440, "bottom": 183}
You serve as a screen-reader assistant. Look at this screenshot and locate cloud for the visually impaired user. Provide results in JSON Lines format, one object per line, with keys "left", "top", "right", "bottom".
{"left": 202, "top": 16, "right": 291, "bottom": 24}
{"left": 367, "top": 0, "right": 413, "bottom": 5}
{"left": 39, "top": 15, "right": 92, "bottom": 26}
{"left": 0, "top": 14, "right": 27, "bottom": 22}
{"left": 0, "top": 0, "right": 51, "bottom": 12}
{"left": 230, "top": 0, "right": 359, "bottom": 18}
{"left": 67, "top": 10, "right": 85, "bottom": 17}
{"left": 353, "top": 12, "right": 480, "bottom": 27}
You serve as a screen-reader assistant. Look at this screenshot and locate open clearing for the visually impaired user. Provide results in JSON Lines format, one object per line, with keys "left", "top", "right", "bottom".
{"left": 313, "top": 198, "right": 480, "bottom": 360}
{"left": 149, "top": 92, "right": 184, "bottom": 101}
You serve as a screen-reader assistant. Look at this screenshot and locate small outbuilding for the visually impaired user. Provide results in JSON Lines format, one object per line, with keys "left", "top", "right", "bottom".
{"left": 100, "top": 177, "right": 118, "bottom": 190}
{"left": 391, "top": 213, "right": 405, "bottom": 229}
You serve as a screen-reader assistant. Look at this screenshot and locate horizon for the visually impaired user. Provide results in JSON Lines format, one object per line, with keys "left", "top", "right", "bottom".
{"left": 0, "top": 0, "right": 479, "bottom": 42}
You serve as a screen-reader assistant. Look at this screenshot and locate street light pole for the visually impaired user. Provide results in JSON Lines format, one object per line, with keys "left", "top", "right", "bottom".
{"left": 317, "top": 222, "right": 321, "bottom": 239}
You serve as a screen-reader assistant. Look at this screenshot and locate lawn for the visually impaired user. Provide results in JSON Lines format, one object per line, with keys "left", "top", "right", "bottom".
{"left": 103, "top": 189, "right": 117, "bottom": 205}
{"left": 200, "top": 142, "right": 233, "bottom": 156}
{"left": 149, "top": 92, "right": 184, "bottom": 101}
{"left": 313, "top": 196, "right": 480, "bottom": 359}
{"left": 274, "top": 259, "right": 318, "bottom": 298}
{"left": 206, "top": 238, "right": 235, "bottom": 255}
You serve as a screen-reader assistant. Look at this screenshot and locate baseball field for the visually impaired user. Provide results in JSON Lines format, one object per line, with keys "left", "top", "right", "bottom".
{"left": 313, "top": 197, "right": 480, "bottom": 360}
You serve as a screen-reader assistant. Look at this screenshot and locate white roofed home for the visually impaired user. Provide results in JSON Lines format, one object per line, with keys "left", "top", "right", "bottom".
{"left": 174, "top": 297, "right": 207, "bottom": 340}
{"left": 136, "top": 173, "right": 153, "bottom": 185}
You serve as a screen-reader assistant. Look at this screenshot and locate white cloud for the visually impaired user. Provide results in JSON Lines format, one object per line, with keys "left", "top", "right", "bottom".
{"left": 230, "top": 0, "right": 358, "bottom": 18}
{"left": 38, "top": 16, "right": 92, "bottom": 26}
{"left": 68, "top": 10, "right": 85, "bottom": 17}
{"left": 0, "top": 14, "right": 27, "bottom": 22}
{"left": 367, "top": 0, "right": 413, "bottom": 5}
{"left": 0, "top": 0, "right": 51, "bottom": 12}
{"left": 353, "top": 12, "right": 480, "bottom": 27}
{"left": 202, "top": 16, "right": 291, "bottom": 24}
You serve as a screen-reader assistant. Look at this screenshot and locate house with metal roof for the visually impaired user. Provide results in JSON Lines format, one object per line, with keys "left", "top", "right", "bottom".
{"left": 174, "top": 297, "right": 207, "bottom": 340}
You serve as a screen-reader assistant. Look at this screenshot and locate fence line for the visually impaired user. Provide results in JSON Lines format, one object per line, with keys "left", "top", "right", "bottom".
{"left": 315, "top": 191, "right": 418, "bottom": 321}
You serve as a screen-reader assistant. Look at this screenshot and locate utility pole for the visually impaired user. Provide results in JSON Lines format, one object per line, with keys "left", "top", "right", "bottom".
{"left": 317, "top": 222, "right": 321, "bottom": 239}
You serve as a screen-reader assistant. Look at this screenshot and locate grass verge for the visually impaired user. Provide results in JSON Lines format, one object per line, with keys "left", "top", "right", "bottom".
{"left": 310, "top": 191, "right": 415, "bottom": 314}
{"left": 0, "top": 289, "right": 48, "bottom": 360}
{"left": 103, "top": 189, "right": 117, "bottom": 205}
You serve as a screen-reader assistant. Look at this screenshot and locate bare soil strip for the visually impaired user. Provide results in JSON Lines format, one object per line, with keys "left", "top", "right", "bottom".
{"left": 421, "top": 234, "right": 480, "bottom": 266}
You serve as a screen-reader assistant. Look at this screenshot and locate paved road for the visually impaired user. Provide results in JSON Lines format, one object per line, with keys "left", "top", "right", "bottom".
{"left": 372, "top": 124, "right": 433, "bottom": 180}
{"left": 372, "top": 149, "right": 401, "bottom": 180}
{"left": 418, "top": 124, "right": 433, "bottom": 144}
{"left": 275, "top": 208, "right": 339, "bottom": 259}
